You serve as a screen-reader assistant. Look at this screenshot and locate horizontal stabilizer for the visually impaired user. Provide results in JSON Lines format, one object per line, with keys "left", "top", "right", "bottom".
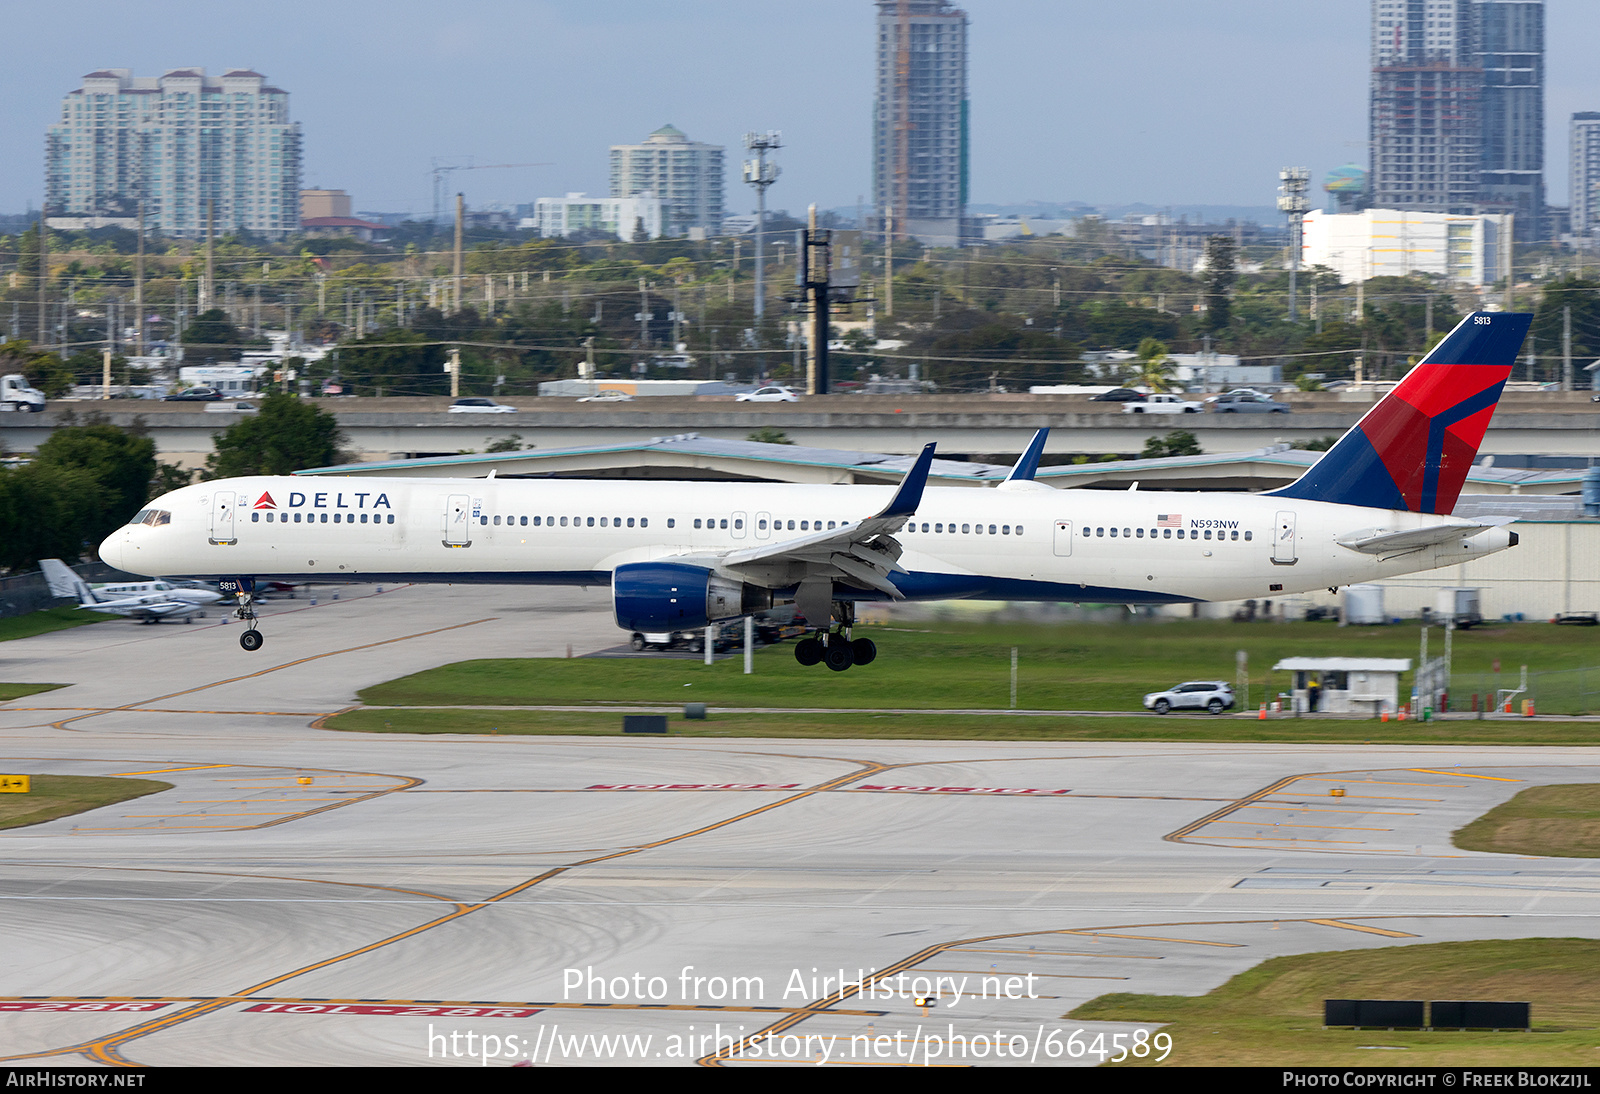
{"left": 1336, "top": 517, "right": 1514, "bottom": 554}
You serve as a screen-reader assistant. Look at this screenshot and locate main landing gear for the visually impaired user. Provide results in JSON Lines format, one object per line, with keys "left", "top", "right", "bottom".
{"left": 792, "top": 602, "right": 876, "bottom": 672}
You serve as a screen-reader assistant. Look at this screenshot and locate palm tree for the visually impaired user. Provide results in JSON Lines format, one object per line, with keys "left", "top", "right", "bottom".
{"left": 1132, "top": 337, "right": 1175, "bottom": 392}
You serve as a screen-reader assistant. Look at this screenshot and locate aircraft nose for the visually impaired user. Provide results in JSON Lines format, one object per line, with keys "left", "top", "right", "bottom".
{"left": 99, "top": 530, "right": 127, "bottom": 571}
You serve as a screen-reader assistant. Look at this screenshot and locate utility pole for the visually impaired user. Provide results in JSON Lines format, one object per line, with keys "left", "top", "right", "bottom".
{"left": 884, "top": 207, "right": 894, "bottom": 318}
{"left": 202, "top": 201, "right": 215, "bottom": 311}
{"left": 742, "top": 131, "right": 782, "bottom": 321}
{"left": 449, "top": 346, "right": 461, "bottom": 398}
{"left": 1277, "top": 168, "right": 1309, "bottom": 322}
{"left": 1564, "top": 305, "right": 1573, "bottom": 392}
{"left": 37, "top": 211, "right": 48, "bottom": 348}
{"left": 453, "top": 193, "right": 465, "bottom": 314}
{"left": 134, "top": 200, "right": 145, "bottom": 357}
{"left": 101, "top": 346, "right": 112, "bottom": 399}
{"left": 801, "top": 204, "right": 831, "bottom": 395}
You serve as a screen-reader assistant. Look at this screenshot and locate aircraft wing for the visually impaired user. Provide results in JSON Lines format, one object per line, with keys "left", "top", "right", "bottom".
{"left": 694, "top": 442, "right": 936, "bottom": 600}
{"left": 126, "top": 601, "right": 200, "bottom": 619}
{"left": 1335, "top": 516, "right": 1514, "bottom": 555}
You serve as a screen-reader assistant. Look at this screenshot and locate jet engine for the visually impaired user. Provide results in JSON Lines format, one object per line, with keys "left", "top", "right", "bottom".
{"left": 612, "top": 562, "right": 772, "bottom": 632}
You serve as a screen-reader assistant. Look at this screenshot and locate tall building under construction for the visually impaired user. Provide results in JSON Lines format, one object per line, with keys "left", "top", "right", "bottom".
{"left": 872, "top": 0, "right": 969, "bottom": 248}
{"left": 1368, "top": 0, "right": 1544, "bottom": 238}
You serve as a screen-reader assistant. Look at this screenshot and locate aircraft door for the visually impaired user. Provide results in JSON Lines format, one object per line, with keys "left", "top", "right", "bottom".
{"left": 444, "top": 494, "right": 472, "bottom": 547}
{"left": 209, "top": 492, "right": 237, "bottom": 545}
{"left": 1053, "top": 520, "right": 1073, "bottom": 556}
{"left": 755, "top": 511, "right": 772, "bottom": 540}
{"left": 1273, "top": 510, "right": 1298, "bottom": 564}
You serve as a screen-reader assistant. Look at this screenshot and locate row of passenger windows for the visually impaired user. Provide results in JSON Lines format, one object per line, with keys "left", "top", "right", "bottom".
{"left": 1087, "top": 526, "right": 1252, "bottom": 541}
{"left": 253, "top": 511, "right": 394, "bottom": 524}
{"left": 483, "top": 515, "right": 651, "bottom": 528}
{"left": 906, "top": 521, "right": 1022, "bottom": 536}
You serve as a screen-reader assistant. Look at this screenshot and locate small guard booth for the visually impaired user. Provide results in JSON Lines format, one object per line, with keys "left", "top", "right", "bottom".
{"left": 1272, "top": 657, "right": 1411, "bottom": 716}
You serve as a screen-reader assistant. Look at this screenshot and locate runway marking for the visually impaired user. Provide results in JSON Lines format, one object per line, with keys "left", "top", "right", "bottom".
{"left": 1306, "top": 919, "right": 1420, "bottom": 938}
{"left": 105, "top": 765, "right": 231, "bottom": 776}
{"left": 1243, "top": 804, "right": 1419, "bottom": 816}
{"left": 1056, "top": 931, "right": 1242, "bottom": 948}
{"left": 44, "top": 617, "right": 493, "bottom": 732}
{"left": 1306, "top": 778, "right": 1468, "bottom": 788}
{"left": 1213, "top": 821, "right": 1394, "bottom": 832}
{"left": 1408, "top": 769, "right": 1522, "bottom": 782}
{"left": 1212, "top": 837, "right": 1369, "bottom": 844}
{"left": 949, "top": 948, "right": 1162, "bottom": 960}
{"left": 22, "top": 755, "right": 897, "bottom": 1066}
{"left": 0, "top": 995, "right": 886, "bottom": 1017}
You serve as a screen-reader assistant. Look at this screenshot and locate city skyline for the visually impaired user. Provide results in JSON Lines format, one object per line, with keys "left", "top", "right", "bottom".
{"left": 6, "top": 1, "right": 1600, "bottom": 222}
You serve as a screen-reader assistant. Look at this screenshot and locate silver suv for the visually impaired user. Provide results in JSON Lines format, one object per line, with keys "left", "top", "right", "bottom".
{"left": 1143, "top": 680, "right": 1235, "bottom": 715}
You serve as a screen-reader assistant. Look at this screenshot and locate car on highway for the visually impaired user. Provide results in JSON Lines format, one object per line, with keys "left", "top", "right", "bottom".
{"left": 1088, "top": 388, "right": 1145, "bottom": 403}
{"left": 1207, "top": 392, "right": 1291, "bottom": 413}
{"left": 736, "top": 386, "right": 799, "bottom": 403}
{"left": 163, "top": 387, "right": 225, "bottom": 402}
{"left": 576, "top": 389, "right": 634, "bottom": 403}
{"left": 1143, "top": 680, "right": 1236, "bottom": 715}
{"left": 204, "top": 401, "right": 259, "bottom": 413}
{"left": 1121, "top": 393, "right": 1203, "bottom": 414}
{"left": 447, "top": 397, "right": 517, "bottom": 413}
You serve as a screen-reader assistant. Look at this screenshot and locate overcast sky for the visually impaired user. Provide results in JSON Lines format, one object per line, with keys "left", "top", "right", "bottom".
{"left": 6, "top": 1, "right": 1599, "bottom": 218}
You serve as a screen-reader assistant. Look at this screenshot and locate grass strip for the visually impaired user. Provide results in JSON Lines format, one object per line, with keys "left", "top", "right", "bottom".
{"left": 0, "top": 683, "right": 68, "bottom": 701}
{"left": 0, "top": 775, "right": 173, "bottom": 831}
{"left": 326, "top": 706, "right": 1600, "bottom": 745}
{"left": 1454, "top": 784, "right": 1600, "bottom": 857}
{"left": 1069, "top": 938, "right": 1600, "bottom": 1066}
{"left": 0, "top": 608, "right": 108, "bottom": 644}
{"left": 358, "top": 620, "right": 1600, "bottom": 714}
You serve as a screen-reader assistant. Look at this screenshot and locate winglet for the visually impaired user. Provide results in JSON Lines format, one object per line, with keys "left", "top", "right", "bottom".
{"left": 875, "top": 442, "right": 936, "bottom": 519}
{"left": 1005, "top": 428, "right": 1049, "bottom": 483}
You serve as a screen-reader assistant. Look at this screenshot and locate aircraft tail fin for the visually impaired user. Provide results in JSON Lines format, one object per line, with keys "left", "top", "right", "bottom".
{"left": 40, "top": 559, "right": 97, "bottom": 605}
{"left": 1267, "top": 311, "right": 1532, "bottom": 514}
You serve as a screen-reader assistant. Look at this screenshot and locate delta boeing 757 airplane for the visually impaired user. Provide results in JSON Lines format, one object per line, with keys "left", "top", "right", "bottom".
{"left": 99, "top": 311, "right": 1532, "bottom": 671}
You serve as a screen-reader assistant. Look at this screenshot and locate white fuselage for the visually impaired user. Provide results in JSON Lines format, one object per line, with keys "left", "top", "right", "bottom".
{"left": 101, "top": 476, "right": 1515, "bottom": 609}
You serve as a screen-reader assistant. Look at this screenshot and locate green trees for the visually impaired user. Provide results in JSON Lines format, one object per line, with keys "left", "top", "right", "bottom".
{"left": 1140, "top": 430, "right": 1202, "bottom": 459}
{"left": 206, "top": 394, "right": 347, "bottom": 478}
{"left": 0, "top": 421, "right": 157, "bottom": 571}
{"left": 1201, "top": 236, "right": 1237, "bottom": 332}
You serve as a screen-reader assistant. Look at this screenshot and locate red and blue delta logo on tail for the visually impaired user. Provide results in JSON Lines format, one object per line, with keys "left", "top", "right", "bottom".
{"left": 1269, "top": 312, "right": 1533, "bottom": 515}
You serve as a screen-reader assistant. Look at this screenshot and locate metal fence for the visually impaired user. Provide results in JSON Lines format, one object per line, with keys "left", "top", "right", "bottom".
{"left": 0, "top": 562, "right": 136, "bottom": 620}
{"left": 1448, "top": 667, "right": 1600, "bottom": 716}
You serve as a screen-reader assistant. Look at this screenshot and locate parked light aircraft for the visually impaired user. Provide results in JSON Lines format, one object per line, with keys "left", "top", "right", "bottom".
{"left": 99, "top": 312, "right": 1533, "bottom": 668}
{"left": 40, "top": 558, "right": 223, "bottom": 623}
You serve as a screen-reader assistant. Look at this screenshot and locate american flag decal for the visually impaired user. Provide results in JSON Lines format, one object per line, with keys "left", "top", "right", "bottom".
{"left": 1157, "top": 514, "right": 1181, "bottom": 527}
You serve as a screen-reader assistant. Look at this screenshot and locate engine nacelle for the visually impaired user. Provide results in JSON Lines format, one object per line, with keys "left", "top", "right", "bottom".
{"left": 612, "top": 562, "right": 771, "bottom": 632}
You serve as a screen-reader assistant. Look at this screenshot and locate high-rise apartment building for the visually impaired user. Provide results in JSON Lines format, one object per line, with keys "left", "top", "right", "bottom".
{"left": 1368, "top": 2, "right": 1545, "bottom": 237}
{"left": 1369, "top": 0, "right": 1483, "bottom": 216}
{"left": 1476, "top": 1, "right": 1544, "bottom": 234}
{"left": 45, "top": 68, "right": 301, "bottom": 239}
{"left": 1572, "top": 113, "right": 1600, "bottom": 236}
{"left": 609, "top": 125, "right": 723, "bottom": 238}
{"left": 872, "top": 0, "right": 969, "bottom": 248}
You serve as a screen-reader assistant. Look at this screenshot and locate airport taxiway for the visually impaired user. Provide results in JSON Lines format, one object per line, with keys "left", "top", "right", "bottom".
{"left": 1, "top": 584, "right": 1597, "bottom": 1067}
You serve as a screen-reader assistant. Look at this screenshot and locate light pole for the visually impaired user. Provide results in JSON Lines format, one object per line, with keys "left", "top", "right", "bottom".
{"left": 1278, "top": 167, "right": 1310, "bottom": 323}
{"left": 743, "top": 131, "right": 782, "bottom": 321}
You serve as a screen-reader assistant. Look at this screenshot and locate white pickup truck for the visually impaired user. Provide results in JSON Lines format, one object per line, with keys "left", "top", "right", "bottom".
{"left": 0, "top": 374, "right": 46, "bottom": 412}
{"left": 1121, "top": 393, "right": 1202, "bottom": 414}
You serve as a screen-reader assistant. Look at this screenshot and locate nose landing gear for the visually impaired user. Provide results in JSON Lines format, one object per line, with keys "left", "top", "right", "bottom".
{"left": 222, "top": 577, "right": 264, "bottom": 652}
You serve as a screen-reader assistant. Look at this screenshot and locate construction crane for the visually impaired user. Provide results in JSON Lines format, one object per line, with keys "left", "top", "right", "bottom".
{"left": 429, "top": 159, "right": 553, "bottom": 228}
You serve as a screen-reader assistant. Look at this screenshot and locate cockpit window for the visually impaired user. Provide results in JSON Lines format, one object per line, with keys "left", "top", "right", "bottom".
{"left": 126, "top": 510, "right": 172, "bottom": 527}
{"left": 127, "top": 510, "right": 153, "bottom": 526}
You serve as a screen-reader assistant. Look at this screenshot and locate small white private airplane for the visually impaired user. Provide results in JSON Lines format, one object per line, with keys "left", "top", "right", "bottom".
{"left": 98, "top": 311, "right": 1533, "bottom": 667}
{"left": 41, "top": 558, "right": 224, "bottom": 624}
